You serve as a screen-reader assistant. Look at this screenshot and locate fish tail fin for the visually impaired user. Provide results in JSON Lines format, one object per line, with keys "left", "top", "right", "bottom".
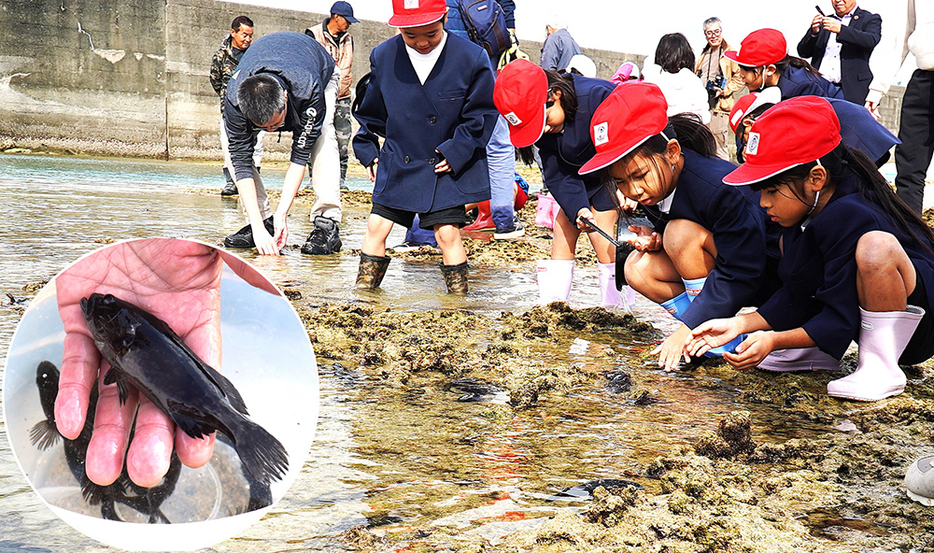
{"left": 225, "top": 414, "right": 289, "bottom": 485}
{"left": 29, "top": 419, "right": 61, "bottom": 451}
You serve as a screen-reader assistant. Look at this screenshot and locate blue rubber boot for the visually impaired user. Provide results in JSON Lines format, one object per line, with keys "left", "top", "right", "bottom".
{"left": 682, "top": 277, "right": 745, "bottom": 357}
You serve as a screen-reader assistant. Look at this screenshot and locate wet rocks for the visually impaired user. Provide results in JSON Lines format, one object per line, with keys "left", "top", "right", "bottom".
{"left": 694, "top": 411, "right": 757, "bottom": 459}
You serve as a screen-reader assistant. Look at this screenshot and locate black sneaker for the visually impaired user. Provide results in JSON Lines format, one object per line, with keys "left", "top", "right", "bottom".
{"left": 301, "top": 216, "right": 342, "bottom": 255}
{"left": 224, "top": 217, "right": 275, "bottom": 248}
{"left": 221, "top": 182, "right": 238, "bottom": 196}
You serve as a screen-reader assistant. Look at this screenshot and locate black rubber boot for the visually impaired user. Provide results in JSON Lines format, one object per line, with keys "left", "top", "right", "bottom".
{"left": 440, "top": 261, "right": 469, "bottom": 294}
{"left": 224, "top": 217, "right": 275, "bottom": 248}
{"left": 221, "top": 168, "right": 238, "bottom": 196}
{"left": 301, "top": 216, "right": 343, "bottom": 255}
{"left": 355, "top": 253, "right": 390, "bottom": 290}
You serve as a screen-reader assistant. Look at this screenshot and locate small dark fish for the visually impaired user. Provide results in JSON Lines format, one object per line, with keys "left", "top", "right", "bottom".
{"left": 32, "top": 361, "right": 180, "bottom": 522}
{"left": 30, "top": 361, "right": 63, "bottom": 451}
{"left": 80, "top": 293, "right": 288, "bottom": 485}
{"left": 557, "top": 478, "right": 642, "bottom": 500}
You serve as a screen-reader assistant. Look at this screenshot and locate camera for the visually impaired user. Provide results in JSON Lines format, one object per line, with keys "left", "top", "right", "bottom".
{"left": 705, "top": 75, "right": 726, "bottom": 96}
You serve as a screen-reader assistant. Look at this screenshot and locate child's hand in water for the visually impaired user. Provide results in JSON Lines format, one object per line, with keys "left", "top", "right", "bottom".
{"left": 652, "top": 324, "right": 693, "bottom": 372}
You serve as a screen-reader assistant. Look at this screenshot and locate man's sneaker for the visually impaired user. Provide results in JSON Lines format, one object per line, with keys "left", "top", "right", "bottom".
{"left": 301, "top": 216, "right": 342, "bottom": 255}
{"left": 224, "top": 217, "right": 275, "bottom": 248}
{"left": 493, "top": 221, "right": 525, "bottom": 240}
{"left": 221, "top": 181, "right": 238, "bottom": 196}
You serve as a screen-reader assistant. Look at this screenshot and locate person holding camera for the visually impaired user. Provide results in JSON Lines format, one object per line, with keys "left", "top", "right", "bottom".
{"left": 695, "top": 17, "right": 744, "bottom": 161}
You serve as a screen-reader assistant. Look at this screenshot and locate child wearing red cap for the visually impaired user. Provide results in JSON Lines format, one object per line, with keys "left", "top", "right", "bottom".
{"left": 352, "top": 0, "right": 498, "bottom": 293}
{"left": 689, "top": 96, "right": 934, "bottom": 402}
{"left": 580, "top": 82, "right": 783, "bottom": 371}
{"left": 726, "top": 28, "right": 843, "bottom": 101}
{"left": 494, "top": 59, "right": 630, "bottom": 309}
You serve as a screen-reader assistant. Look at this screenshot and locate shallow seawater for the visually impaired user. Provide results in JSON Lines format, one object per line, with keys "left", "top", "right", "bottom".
{"left": 0, "top": 153, "right": 848, "bottom": 552}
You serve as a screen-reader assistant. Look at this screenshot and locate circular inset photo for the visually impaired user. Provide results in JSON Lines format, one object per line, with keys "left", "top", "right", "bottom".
{"left": 2, "top": 238, "right": 318, "bottom": 551}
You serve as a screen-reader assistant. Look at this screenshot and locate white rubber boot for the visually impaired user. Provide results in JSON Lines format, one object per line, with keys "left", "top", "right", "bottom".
{"left": 757, "top": 347, "right": 842, "bottom": 372}
{"left": 597, "top": 263, "right": 634, "bottom": 311}
{"left": 827, "top": 305, "right": 925, "bottom": 401}
{"left": 537, "top": 259, "right": 574, "bottom": 304}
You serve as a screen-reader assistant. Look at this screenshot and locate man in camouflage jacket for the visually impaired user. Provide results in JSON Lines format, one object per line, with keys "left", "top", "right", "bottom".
{"left": 211, "top": 15, "right": 262, "bottom": 195}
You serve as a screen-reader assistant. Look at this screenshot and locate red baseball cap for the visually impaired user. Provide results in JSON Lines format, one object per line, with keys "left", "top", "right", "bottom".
{"left": 579, "top": 82, "right": 669, "bottom": 175}
{"left": 494, "top": 59, "right": 549, "bottom": 148}
{"left": 724, "top": 28, "right": 787, "bottom": 67}
{"left": 723, "top": 96, "right": 842, "bottom": 185}
{"left": 388, "top": 0, "right": 447, "bottom": 28}
{"left": 728, "top": 86, "right": 782, "bottom": 132}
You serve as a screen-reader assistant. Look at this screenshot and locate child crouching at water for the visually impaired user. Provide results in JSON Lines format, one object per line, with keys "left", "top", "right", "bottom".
{"left": 579, "top": 83, "right": 783, "bottom": 371}
{"left": 352, "top": 0, "right": 497, "bottom": 293}
{"left": 690, "top": 96, "right": 934, "bottom": 402}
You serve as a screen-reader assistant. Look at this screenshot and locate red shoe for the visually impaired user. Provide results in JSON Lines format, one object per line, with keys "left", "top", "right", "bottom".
{"left": 463, "top": 201, "right": 495, "bottom": 231}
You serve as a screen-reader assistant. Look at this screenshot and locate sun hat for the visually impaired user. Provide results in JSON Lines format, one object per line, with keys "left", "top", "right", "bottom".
{"left": 728, "top": 86, "right": 782, "bottom": 132}
{"left": 388, "top": 0, "right": 447, "bottom": 28}
{"left": 578, "top": 82, "right": 669, "bottom": 175}
{"left": 723, "top": 96, "right": 842, "bottom": 185}
{"left": 566, "top": 54, "right": 597, "bottom": 78}
{"left": 493, "top": 59, "right": 549, "bottom": 148}
{"left": 330, "top": 1, "right": 359, "bottom": 23}
{"left": 724, "top": 28, "right": 787, "bottom": 67}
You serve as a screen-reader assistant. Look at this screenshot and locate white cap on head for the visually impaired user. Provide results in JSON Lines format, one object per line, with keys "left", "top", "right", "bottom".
{"left": 566, "top": 54, "right": 597, "bottom": 78}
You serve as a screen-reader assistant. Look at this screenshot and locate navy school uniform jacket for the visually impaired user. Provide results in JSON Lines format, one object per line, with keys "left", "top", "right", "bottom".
{"left": 642, "top": 150, "right": 782, "bottom": 329}
{"left": 224, "top": 32, "right": 335, "bottom": 181}
{"left": 777, "top": 64, "right": 844, "bottom": 100}
{"left": 796, "top": 7, "right": 881, "bottom": 105}
{"left": 540, "top": 74, "right": 617, "bottom": 218}
{"left": 735, "top": 97, "right": 899, "bottom": 166}
{"left": 352, "top": 33, "right": 497, "bottom": 213}
{"left": 757, "top": 174, "right": 934, "bottom": 360}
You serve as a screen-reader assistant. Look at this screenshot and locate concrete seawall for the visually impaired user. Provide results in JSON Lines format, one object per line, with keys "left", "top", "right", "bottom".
{"left": 0, "top": 0, "right": 904, "bottom": 161}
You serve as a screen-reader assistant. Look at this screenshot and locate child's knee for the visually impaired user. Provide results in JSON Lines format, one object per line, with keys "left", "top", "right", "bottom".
{"left": 856, "top": 231, "right": 903, "bottom": 270}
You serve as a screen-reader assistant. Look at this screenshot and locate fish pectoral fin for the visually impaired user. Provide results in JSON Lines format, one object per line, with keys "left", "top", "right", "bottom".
{"left": 167, "top": 401, "right": 216, "bottom": 440}
{"left": 29, "top": 419, "right": 61, "bottom": 451}
{"left": 200, "top": 364, "right": 249, "bottom": 416}
{"left": 103, "top": 367, "right": 132, "bottom": 406}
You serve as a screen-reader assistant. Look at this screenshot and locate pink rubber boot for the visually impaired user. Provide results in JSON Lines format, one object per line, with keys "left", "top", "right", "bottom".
{"left": 597, "top": 262, "right": 634, "bottom": 311}
{"left": 537, "top": 259, "right": 574, "bottom": 304}
{"left": 757, "top": 347, "right": 841, "bottom": 372}
{"left": 827, "top": 306, "right": 925, "bottom": 401}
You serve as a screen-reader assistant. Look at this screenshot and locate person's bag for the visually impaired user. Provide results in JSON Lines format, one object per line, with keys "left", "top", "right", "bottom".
{"left": 456, "top": 0, "right": 510, "bottom": 59}
{"left": 497, "top": 31, "right": 530, "bottom": 71}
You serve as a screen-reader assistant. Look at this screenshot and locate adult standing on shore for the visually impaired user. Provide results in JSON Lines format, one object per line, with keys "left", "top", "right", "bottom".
{"left": 865, "top": 0, "right": 934, "bottom": 215}
{"left": 307, "top": 1, "right": 357, "bottom": 192}
{"left": 210, "top": 15, "right": 264, "bottom": 197}
{"left": 223, "top": 31, "right": 342, "bottom": 256}
{"left": 540, "top": 17, "right": 581, "bottom": 72}
{"left": 796, "top": 0, "right": 881, "bottom": 105}
{"left": 695, "top": 17, "right": 744, "bottom": 161}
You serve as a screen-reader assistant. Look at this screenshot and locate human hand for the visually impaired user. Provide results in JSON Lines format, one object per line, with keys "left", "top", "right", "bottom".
{"left": 273, "top": 211, "right": 289, "bottom": 252}
{"left": 576, "top": 207, "right": 595, "bottom": 231}
{"left": 55, "top": 239, "right": 223, "bottom": 488}
{"left": 434, "top": 151, "right": 451, "bottom": 173}
{"left": 722, "top": 331, "right": 775, "bottom": 370}
{"left": 686, "top": 317, "right": 743, "bottom": 358}
{"left": 651, "top": 324, "right": 694, "bottom": 372}
{"left": 811, "top": 14, "right": 823, "bottom": 34}
{"left": 822, "top": 17, "right": 842, "bottom": 33}
{"left": 865, "top": 100, "right": 881, "bottom": 120}
{"left": 616, "top": 190, "right": 639, "bottom": 212}
{"left": 631, "top": 226, "right": 662, "bottom": 252}
{"left": 252, "top": 221, "right": 280, "bottom": 256}
{"left": 367, "top": 159, "right": 378, "bottom": 182}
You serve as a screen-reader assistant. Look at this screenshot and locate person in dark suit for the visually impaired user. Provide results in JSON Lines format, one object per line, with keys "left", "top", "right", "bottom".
{"left": 796, "top": 0, "right": 881, "bottom": 105}
{"left": 352, "top": 0, "right": 497, "bottom": 294}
